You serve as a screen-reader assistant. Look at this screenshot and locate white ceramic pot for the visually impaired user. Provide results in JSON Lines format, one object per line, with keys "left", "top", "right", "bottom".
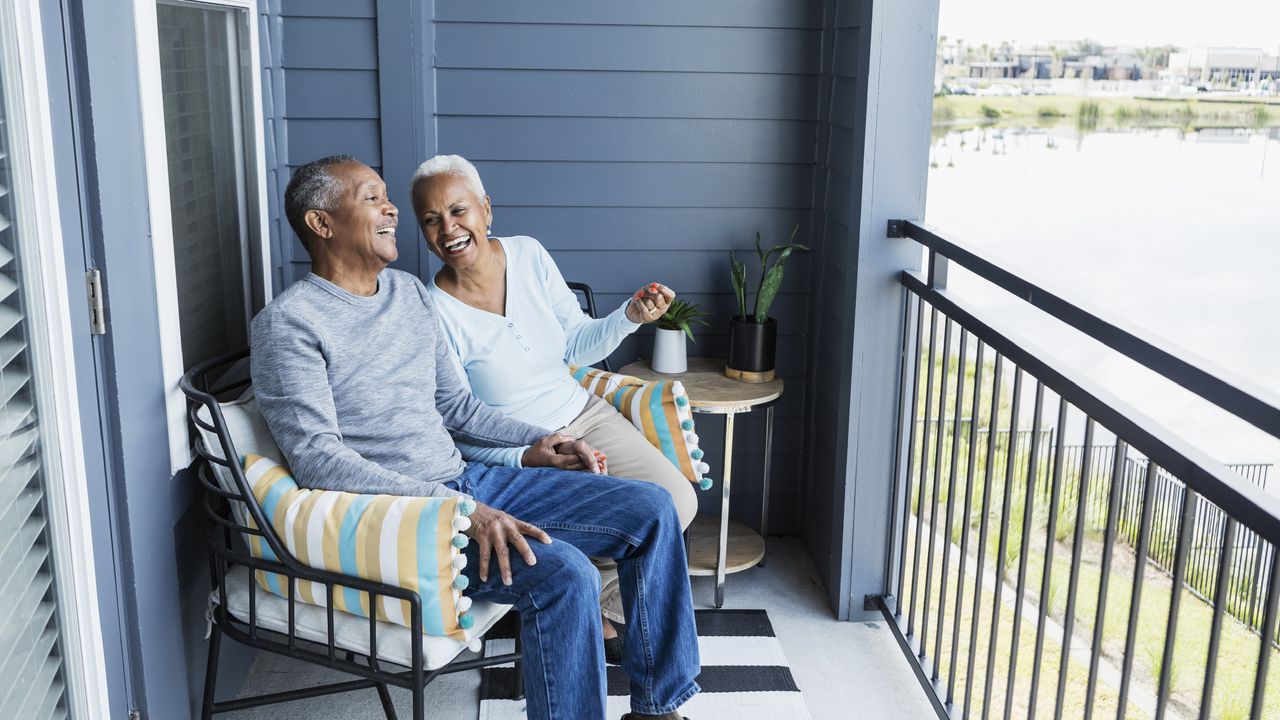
{"left": 651, "top": 327, "right": 688, "bottom": 374}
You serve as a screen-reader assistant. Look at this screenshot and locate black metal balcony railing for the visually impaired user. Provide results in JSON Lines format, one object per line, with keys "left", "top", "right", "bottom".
{"left": 878, "top": 220, "right": 1280, "bottom": 720}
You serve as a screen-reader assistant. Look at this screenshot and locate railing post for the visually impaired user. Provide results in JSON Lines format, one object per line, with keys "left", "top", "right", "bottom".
{"left": 928, "top": 249, "right": 950, "bottom": 290}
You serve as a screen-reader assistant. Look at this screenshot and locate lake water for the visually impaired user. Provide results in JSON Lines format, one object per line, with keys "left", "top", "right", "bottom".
{"left": 924, "top": 125, "right": 1280, "bottom": 479}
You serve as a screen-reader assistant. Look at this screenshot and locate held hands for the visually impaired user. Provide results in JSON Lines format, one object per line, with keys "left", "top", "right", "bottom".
{"left": 520, "top": 432, "right": 607, "bottom": 475}
{"left": 465, "top": 501, "right": 552, "bottom": 586}
{"left": 626, "top": 282, "right": 675, "bottom": 324}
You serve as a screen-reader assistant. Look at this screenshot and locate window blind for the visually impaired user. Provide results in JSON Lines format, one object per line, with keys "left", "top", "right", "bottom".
{"left": 0, "top": 48, "right": 71, "bottom": 720}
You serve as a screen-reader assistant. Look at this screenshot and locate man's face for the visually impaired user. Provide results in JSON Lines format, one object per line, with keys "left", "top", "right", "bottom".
{"left": 319, "top": 162, "right": 399, "bottom": 267}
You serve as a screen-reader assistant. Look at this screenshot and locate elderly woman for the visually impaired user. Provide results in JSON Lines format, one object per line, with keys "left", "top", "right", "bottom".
{"left": 410, "top": 154, "right": 698, "bottom": 660}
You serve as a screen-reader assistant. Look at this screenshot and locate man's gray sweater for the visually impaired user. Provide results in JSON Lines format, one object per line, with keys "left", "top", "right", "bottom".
{"left": 250, "top": 270, "right": 548, "bottom": 497}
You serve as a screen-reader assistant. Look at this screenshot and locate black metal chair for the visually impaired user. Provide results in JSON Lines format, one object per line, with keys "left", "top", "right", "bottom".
{"left": 181, "top": 350, "right": 522, "bottom": 720}
{"left": 565, "top": 281, "right": 614, "bottom": 372}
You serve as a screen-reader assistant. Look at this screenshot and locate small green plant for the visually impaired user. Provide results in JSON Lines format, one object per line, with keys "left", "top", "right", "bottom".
{"left": 1037, "top": 105, "right": 1065, "bottom": 118}
{"left": 980, "top": 104, "right": 1001, "bottom": 119}
{"left": 656, "top": 298, "right": 710, "bottom": 343}
{"left": 1217, "top": 694, "right": 1250, "bottom": 720}
{"left": 1142, "top": 639, "right": 1185, "bottom": 695}
{"left": 729, "top": 226, "right": 809, "bottom": 324}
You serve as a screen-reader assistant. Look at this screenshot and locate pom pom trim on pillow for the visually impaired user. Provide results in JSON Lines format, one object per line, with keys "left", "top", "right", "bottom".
{"left": 240, "top": 454, "right": 476, "bottom": 641}
{"left": 568, "top": 365, "right": 713, "bottom": 489}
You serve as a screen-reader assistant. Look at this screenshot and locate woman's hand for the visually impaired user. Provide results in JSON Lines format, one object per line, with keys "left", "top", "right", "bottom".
{"left": 521, "top": 432, "right": 606, "bottom": 474}
{"left": 626, "top": 282, "right": 675, "bottom": 324}
{"left": 465, "top": 501, "right": 553, "bottom": 585}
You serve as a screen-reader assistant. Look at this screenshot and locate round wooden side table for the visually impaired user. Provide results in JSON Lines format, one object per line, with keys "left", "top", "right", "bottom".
{"left": 620, "top": 357, "right": 783, "bottom": 608}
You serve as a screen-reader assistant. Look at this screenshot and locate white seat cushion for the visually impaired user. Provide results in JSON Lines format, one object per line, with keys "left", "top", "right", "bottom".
{"left": 195, "top": 398, "right": 281, "bottom": 528}
{"left": 212, "top": 566, "right": 512, "bottom": 670}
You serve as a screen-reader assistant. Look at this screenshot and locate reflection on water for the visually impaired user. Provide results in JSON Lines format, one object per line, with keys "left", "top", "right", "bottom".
{"left": 925, "top": 125, "right": 1280, "bottom": 475}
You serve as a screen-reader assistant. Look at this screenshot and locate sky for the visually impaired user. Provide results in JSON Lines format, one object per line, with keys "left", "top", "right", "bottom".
{"left": 938, "top": 0, "right": 1280, "bottom": 50}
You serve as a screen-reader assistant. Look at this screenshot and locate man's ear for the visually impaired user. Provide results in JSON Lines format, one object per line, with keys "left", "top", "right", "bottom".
{"left": 304, "top": 209, "right": 331, "bottom": 241}
{"left": 483, "top": 195, "right": 493, "bottom": 230}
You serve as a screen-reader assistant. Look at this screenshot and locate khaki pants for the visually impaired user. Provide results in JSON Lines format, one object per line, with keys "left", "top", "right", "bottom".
{"left": 562, "top": 395, "right": 698, "bottom": 622}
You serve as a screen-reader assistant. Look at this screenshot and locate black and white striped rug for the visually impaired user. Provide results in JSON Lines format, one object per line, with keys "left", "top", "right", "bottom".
{"left": 478, "top": 609, "right": 812, "bottom": 719}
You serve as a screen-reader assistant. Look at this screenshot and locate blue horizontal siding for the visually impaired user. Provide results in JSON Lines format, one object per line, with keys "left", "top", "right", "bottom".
{"left": 435, "top": 0, "right": 822, "bottom": 29}
{"left": 432, "top": 4, "right": 827, "bottom": 531}
{"left": 834, "top": 27, "right": 860, "bottom": 77}
{"left": 492, "top": 207, "right": 813, "bottom": 251}
{"left": 831, "top": 76, "right": 860, "bottom": 130}
{"left": 439, "top": 117, "right": 817, "bottom": 163}
{"left": 273, "top": 6, "right": 384, "bottom": 287}
{"left": 283, "top": 69, "right": 380, "bottom": 118}
{"left": 588, "top": 293, "right": 811, "bottom": 332}
{"left": 281, "top": 17, "right": 378, "bottom": 69}
{"left": 471, "top": 161, "right": 814, "bottom": 208}
{"left": 549, "top": 248, "right": 810, "bottom": 298}
{"left": 437, "top": 70, "right": 819, "bottom": 120}
{"left": 280, "top": 0, "right": 376, "bottom": 19}
{"left": 286, "top": 118, "right": 382, "bottom": 166}
{"left": 435, "top": 24, "right": 820, "bottom": 74}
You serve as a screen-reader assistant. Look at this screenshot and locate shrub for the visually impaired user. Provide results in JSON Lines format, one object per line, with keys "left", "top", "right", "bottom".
{"left": 1077, "top": 100, "right": 1101, "bottom": 130}
{"left": 980, "top": 104, "right": 1001, "bottom": 120}
{"left": 1037, "top": 105, "right": 1065, "bottom": 118}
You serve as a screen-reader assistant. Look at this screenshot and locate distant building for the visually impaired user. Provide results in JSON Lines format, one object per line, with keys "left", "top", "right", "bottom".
{"left": 1168, "top": 47, "right": 1280, "bottom": 86}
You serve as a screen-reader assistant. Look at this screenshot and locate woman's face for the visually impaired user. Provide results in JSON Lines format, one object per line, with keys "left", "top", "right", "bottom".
{"left": 412, "top": 174, "right": 492, "bottom": 271}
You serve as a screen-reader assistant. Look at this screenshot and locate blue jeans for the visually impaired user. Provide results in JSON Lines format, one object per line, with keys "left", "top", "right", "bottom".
{"left": 450, "top": 462, "right": 700, "bottom": 719}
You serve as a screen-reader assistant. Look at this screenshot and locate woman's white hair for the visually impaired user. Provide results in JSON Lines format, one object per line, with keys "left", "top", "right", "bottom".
{"left": 410, "top": 154, "right": 487, "bottom": 200}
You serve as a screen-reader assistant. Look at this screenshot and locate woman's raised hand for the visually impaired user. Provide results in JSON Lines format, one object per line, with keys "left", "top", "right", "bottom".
{"left": 626, "top": 282, "right": 675, "bottom": 324}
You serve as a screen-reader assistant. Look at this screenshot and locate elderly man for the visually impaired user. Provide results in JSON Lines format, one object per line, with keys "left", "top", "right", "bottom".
{"left": 250, "top": 154, "right": 699, "bottom": 720}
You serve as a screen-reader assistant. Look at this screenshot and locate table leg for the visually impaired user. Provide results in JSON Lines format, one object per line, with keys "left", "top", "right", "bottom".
{"left": 759, "top": 405, "right": 774, "bottom": 567}
{"left": 716, "top": 412, "right": 736, "bottom": 608}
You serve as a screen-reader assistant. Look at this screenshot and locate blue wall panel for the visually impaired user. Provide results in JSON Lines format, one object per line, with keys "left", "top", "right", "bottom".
{"left": 801, "top": 0, "right": 869, "bottom": 611}
{"left": 266, "top": 0, "right": 832, "bottom": 537}
{"left": 437, "top": 70, "right": 820, "bottom": 120}
{"left": 272, "top": 4, "right": 387, "bottom": 286}
{"left": 433, "top": 5, "right": 824, "bottom": 532}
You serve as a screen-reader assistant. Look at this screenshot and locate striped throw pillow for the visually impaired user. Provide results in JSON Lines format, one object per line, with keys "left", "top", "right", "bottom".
{"left": 241, "top": 454, "right": 478, "bottom": 641}
{"left": 569, "top": 366, "right": 713, "bottom": 490}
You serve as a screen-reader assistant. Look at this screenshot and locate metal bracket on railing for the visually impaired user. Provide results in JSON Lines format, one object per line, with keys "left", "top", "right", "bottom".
{"left": 886, "top": 219, "right": 907, "bottom": 238}
{"left": 928, "top": 250, "right": 949, "bottom": 290}
{"left": 864, "top": 594, "right": 888, "bottom": 612}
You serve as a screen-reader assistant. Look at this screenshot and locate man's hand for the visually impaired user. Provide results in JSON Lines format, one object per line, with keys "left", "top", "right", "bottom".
{"left": 521, "top": 432, "right": 605, "bottom": 474}
{"left": 467, "top": 501, "right": 553, "bottom": 585}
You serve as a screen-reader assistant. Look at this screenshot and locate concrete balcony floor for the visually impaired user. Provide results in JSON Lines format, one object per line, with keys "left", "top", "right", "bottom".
{"left": 226, "top": 538, "right": 936, "bottom": 720}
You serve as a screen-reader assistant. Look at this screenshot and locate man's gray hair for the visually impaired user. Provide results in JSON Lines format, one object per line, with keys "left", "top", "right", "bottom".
{"left": 285, "top": 154, "right": 357, "bottom": 249}
{"left": 409, "top": 154, "right": 487, "bottom": 200}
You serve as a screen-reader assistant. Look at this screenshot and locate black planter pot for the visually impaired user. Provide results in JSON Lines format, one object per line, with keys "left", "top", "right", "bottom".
{"left": 726, "top": 316, "right": 777, "bottom": 382}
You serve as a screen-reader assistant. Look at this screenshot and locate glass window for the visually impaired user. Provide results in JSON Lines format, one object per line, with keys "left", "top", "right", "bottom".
{"left": 156, "top": 0, "right": 261, "bottom": 369}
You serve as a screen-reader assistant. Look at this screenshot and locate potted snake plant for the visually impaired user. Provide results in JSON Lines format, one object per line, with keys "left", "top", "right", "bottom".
{"left": 727, "top": 226, "right": 808, "bottom": 382}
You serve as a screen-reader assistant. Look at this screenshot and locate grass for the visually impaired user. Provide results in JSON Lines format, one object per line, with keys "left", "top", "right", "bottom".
{"left": 932, "top": 94, "right": 1280, "bottom": 129}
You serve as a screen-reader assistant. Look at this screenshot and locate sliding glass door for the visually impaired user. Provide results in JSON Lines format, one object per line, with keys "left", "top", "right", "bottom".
{"left": 0, "top": 2, "right": 107, "bottom": 712}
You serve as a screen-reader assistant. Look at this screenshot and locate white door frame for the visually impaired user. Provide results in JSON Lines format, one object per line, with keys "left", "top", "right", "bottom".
{"left": 132, "top": 0, "right": 273, "bottom": 472}
{"left": 5, "top": 1, "right": 112, "bottom": 716}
